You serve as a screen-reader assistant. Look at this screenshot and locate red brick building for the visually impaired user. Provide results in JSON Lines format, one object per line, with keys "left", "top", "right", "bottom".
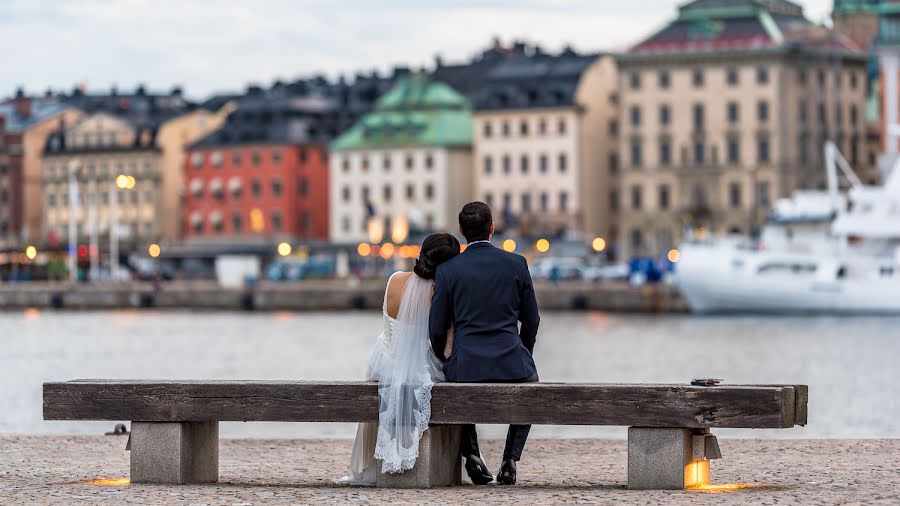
{"left": 182, "top": 142, "right": 329, "bottom": 241}
{"left": 0, "top": 114, "right": 24, "bottom": 246}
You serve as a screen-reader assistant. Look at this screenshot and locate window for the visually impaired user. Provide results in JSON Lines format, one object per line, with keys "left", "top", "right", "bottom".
{"left": 850, "top": 105, "right": 858, "bottom": 126}
{"left": 383, "top": 155, "right": 391, "bottom": 171}
{"left": 631, "top": 185, "right": 642, "bottom": 210}
{"left": 630, "top": 229, "right": 643, "bottom": 252}
{"left": 609, "top": 190, "right": 619, "bottom": 211}
{"left": 521, "top": 193, "right": 531, "bottom": 213}
{"left": 659, "top": 139, "right": 671, "bottom": 166}
{"left": 835, "top": 103, "right": 843, "bottom": 124}
{"left": 191, "top": 152, "right": 204, "bottom": 167}
{"left": 558, "top": 153, "right": 568, "bottom": 173}
{"left": 406, "top": 184, "right": 415, "bottom": 200}
{"left": 251, "top": 179, "right": 261, "bottom": 197}
{"left": 609, "top": 120, "right": 618, "bottom": 136}
{"left": 540, "top": 192, "right": 548, "bottom": 212}
{"left": 483, "top": 156, "right": 493, "bottom": 175}
{"left": 342, "top": 186, "right": 350, "bottom": 202}
{"left": 501, "top": 121, "right": 510, "bottom": 137}
{"left": 658, "top": 70, "right": 670, "bottom": 88}
{"left": 692, "top": 68, "right": 704, "bottom": 87}
{"left": 502, "top": 155, "right": 511, "bottom": 174}
{"left": 272, "top": 212, "right": 282, "bottom": 232}
{"left": 361, "top": 157, "right": 369, "bottom": 171}
{"left": 693, "top": 104, "right": 704, "bottom": 131}
{"left": 834, "top": 70, "right": 842, "bottom": 88}
{"left": 383, "top": 185, "right": 392, "bottom": 202}
{"left": 609, "top": 152, "right": 619, "bottom": 173}
{"left": 694, "top": 142, "right": 705, "bottom": 164}
{"left": 758, "top": 138, "right": 770, "bottom": 163}
{"left": 727, "top": 102, "right": 739, "bottom": 123}
{"left": 272, "top": 179, "right": 283, "bottom": 197}
{"left": 631, "top": 141, "right": 642, "bottom": 167}
{"left": 538, "top": 119, "right": 547, "bottom": 135}
{"left": 727, "top": 67, "right": 739, "bottom": 85}
{"left": 798, "top": 69, "right": 807, "bottom": 85}
{"left": 299, "top": 148, "right": 308, "bottom": 164}
{"left": 341, "top": 216, "right": 350, "bottom": 233}
{"left": 658, "top": 184, "right": 670, "bottom": 210}
{"left": 728, "top": 139, "right": 740, "bottom": 165}
{"left": 405, "top": 154, "right": 414, "bottom": 170}
{"left": 817, "top": 69, "right": 825, "bottom": 88}
{"left": 630, "top": 106, "right": 641, "bottom": 127}
{"left": 629, "top": 72, "right": 641, "bottom": 89}
{"left": 758, "top": 181, "right": 771, "bottom": 205}
{"left": 520, "top": 155, "right": 529, "bottom": 174}
{"left": 272, "top": 150, "right": 282, "bottom": 164}
{"left": 557, "top": 118, "right": 567, "bottom": 135}
{"left": 362, "top": 186, "right": 370, "bottom": 202}
{"left": 483, "top": 122, "right": 493, "bottom": 138}
{"left": 251, "top": 150, "right": 261, "bottom": 166}
{"left": 729, "top": 182, "right": 742, "bottom": 208}
{"left": 425, "top": 183, "right": 434, "bottom": 200}
{"left": 539, "top": 154, "right": 548, "bottom": 173}
{"left": 818, "top": 102, "right": 826, "bottom": 124}
{"left": 425, "top": 154, "right": 433, "bottom": 169}
{"left": 299, "top": 178, "right": 309, "bottom": 197}
{"left": 48, "top": 193, "right": 57, "bottom": 207}
{"left": 659, "top": 105, "right": 670, "bottom": 126}
{"left": 484, "top": 192, "right": 493, "bottom": 207}
{"left": 341, "top": 158, "right": 349, "bottom": 172}
{"left": 559, "top": 191, "right": 568, "bottom": 212}
{"left": 756, "top": 66, "right": 769, "bottom": 84}
{"left": 758, "top": 101, "right": 769, "bottom": 122}
{"left": 850, "top": 72, "right": 858, "bottom": 90}
{"left": 799, "top": 101, "right": 807, "bottom": 124}
{"left": 232, "top": 212, "right": 242, "bottom": 233}
{"left": 502, "top": 192, "right": 511, "bottom": 210}
{"left": 520, "top": 120, "right": 529, "bottom": 136}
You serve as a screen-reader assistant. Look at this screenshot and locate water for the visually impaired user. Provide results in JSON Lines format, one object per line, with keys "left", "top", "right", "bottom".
{"left": 2, "top": 309, "right": 898, "bottom": 439}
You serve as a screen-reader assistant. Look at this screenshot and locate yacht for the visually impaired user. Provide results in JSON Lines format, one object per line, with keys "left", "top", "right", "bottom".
{"left": 676, "top": 142, "right": 900, "bottom": 314}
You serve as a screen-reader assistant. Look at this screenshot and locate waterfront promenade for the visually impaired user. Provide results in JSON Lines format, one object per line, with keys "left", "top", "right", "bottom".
{"left": 0, "top": 280, "right": 687, "bottom": 312}
{"left": 0, "top": 436, "right": 895, "bottom": 504}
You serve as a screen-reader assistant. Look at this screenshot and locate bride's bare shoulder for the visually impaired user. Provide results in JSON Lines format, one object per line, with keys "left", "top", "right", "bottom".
{"left": 385, "top": 271, "right": 414, "bottom": 318}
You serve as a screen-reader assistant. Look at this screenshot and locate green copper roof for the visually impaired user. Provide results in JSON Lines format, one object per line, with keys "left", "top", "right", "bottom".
{"left": 833, "top": 0, "right": 881, "bottom": 15}
{"left": 331, "top": 76, "right": 473, "bottom": 151}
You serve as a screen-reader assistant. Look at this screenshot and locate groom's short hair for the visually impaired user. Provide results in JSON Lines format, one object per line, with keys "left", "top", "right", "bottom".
{"left": 459, "top": 201, "right": 492, "bottom": 242}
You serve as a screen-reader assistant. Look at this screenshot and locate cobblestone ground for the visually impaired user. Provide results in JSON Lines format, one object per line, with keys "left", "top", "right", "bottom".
{"left": 1, "top": 436, "right": 897, "bottom": 505}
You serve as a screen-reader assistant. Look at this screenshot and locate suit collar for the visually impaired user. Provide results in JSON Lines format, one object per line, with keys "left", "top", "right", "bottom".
{"left": 465, "top": 241, "right": 494, "bottom": 251}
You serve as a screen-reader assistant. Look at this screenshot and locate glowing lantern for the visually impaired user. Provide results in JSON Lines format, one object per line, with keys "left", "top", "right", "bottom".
{"left": 535, "top": 238, "right": 550, "bottom": 253}
{"left": 502, "top": 239, "right": 517, "bottom": 252}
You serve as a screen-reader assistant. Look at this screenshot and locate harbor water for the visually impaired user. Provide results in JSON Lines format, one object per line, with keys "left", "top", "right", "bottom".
{"left": 2, "top": 310, "right": 898, "bottom": 439}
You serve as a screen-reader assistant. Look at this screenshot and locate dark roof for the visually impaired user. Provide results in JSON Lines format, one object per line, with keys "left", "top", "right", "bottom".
{"left": 59, "top": 85, "right": 198, "bottom": 128}
{"left": 472, "top": 49, "right": 599, "bottom": 111}
{"left": 42, "top": 123, "right": 161, "bottom": 156}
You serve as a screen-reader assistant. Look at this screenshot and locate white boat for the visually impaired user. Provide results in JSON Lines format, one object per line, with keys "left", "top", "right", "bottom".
{"left": 676, "top": 142, "right": 900, "bottom": 314}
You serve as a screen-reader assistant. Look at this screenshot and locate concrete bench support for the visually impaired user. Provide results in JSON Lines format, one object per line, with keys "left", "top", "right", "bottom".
{"left": 627, "top": 427, "right": 714, "bottom": 490}
{"left": 130, "top": 421, "right": 219, "bottom": 484}
{"left": 376, "top": 424, "right": 462, "bottom": 488}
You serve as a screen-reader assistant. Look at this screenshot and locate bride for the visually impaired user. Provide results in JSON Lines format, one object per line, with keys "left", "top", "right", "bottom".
{"left": 339, "top": 232, "right": 461, "bottom": 485}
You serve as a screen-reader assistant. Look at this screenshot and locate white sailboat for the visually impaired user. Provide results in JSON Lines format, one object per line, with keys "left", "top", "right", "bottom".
{"left": 676, "top": 142, "right": 900, "bottom": 314}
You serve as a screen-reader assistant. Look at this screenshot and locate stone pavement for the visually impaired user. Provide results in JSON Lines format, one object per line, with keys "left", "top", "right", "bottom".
{"left": 1, "top": 436, "right": 898, "bottom": 505}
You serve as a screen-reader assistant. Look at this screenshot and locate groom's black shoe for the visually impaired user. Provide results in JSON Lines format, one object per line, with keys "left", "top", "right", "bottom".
{"left": 497, "top": 459, "right": 517, "bottom": 485}
{"left": 464, "top": 455, "right": 493, "bottom": 485}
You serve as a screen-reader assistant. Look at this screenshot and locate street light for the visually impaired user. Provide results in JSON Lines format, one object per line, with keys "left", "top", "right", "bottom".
{"left": 502, "top": 239, "right": 517, "bottom": 252}
{"left": 148, "top": 243, "right": 161, "bottom": 258}
{"left": 535, "top": 238, "right": 550, "bottom": 253}
{"left": 277, "top": 242, "right": 292, "bottom": 257}
{"left": 667, "top": 249, "right": 681, "bottom": 263}
{"left": 592, "top": 237, "right": 606, "bottom": 253}
{"left": 24, "top": 245, "right": 37, "bottom": 261}
{"left": 110, "top": 173, "right": 135, "bottom": 281}
{"left": 357, "top": 243, "right": 372, "bottom": 257}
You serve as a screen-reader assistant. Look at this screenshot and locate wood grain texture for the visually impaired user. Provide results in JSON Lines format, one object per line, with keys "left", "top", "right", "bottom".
{"left": 43, "top": 381, "right": 806, "bottom": 429}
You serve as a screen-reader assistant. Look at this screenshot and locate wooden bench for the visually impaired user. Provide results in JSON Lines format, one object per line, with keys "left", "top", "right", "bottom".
{"left": 43, "top": 380, "right": 807, "bottom": 489}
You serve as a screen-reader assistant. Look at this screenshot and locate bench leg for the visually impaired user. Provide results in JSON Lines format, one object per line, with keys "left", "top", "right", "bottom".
{"left": 130, "top": 421, "right": 219, "bottom": 484}
{"left": 627, "top": 427, "right": 711, "bottom": 490}
{"left": 376, "top": 424, "right": 462, "bottom": 488}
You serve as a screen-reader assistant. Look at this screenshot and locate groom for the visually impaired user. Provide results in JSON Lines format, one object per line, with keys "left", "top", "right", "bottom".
{"left": 429, "top": 201, "right": 540, "bottom": 486}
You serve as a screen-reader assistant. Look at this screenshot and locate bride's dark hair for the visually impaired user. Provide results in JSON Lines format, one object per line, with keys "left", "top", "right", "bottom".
{"left": 414, "top": 233, "right": 461, "bottom": 280}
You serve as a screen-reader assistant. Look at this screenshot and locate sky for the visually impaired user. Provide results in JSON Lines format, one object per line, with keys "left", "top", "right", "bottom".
{"left": 1, "top": 0, "right": 834, "bottom": 100}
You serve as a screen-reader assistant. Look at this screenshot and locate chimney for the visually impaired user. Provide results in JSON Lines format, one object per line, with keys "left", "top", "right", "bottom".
{"left": 14, "top": 87, "right": 32, "bottom": 120}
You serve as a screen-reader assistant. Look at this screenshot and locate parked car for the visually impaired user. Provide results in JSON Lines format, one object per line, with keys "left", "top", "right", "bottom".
{"left": 579, "top": 263, "right": 629, "bottom": 282}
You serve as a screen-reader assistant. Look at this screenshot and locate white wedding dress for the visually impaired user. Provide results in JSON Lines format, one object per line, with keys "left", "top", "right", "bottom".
{"left": 338, "top": 272, "right": 445, "bottom": 485}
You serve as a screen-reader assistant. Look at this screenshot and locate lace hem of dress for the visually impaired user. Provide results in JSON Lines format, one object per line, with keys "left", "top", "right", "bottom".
{"left": 373, "top": 378, "right": 434, "bottom": 474}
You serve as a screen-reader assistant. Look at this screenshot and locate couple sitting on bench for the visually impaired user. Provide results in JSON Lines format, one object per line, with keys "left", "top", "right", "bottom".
{"left": 339, "top": 201, "right": 540, "bottom": 486}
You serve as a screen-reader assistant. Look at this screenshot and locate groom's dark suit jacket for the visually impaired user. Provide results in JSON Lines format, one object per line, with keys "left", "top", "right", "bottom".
{"left": 429, "top": 241, "right": 539, "bottom": 382}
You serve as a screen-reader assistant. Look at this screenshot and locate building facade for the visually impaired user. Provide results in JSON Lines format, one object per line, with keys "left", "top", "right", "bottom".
{"left": 42, "top": 113, "right": 163, "bottom": 247}
{"left": 329, "top": 76, "right": 474, "bottom": 244}
{"left": 0, "top": 115, "right": 23, "bottom": 247}
{"left": 616, "top": 0, "right": 870, "bottom": 258}
{"left": 472, "top": 50, "right": 619, "bottom": 240}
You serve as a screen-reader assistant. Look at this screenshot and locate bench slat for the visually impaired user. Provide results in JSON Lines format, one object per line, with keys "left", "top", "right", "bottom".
{"left": 43, "top": 381, "right": 802, "bottom": 429}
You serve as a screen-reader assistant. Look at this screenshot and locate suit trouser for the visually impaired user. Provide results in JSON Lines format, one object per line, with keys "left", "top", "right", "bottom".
{"left": 459, "top": 375, "right": 538, "bottom": 462}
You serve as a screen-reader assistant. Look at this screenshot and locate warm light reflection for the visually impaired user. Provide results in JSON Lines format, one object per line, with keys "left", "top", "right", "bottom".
{"left": 115, "top": 174, "right": 129, "bottom": 189}
{"left": 592, "top": 237, "right": 606, "bottom": 252}
{"left": 667, "top": 248, "right": 681, "bottom": 263}
{"left": 357, "top": 243, "right": 372, "bottom": 257}
{"left": 148, "top": 243, "right": 161, "bottom": 258}
{"left": 83, "top": 477, "right": 130, "bottom": 486}
{"left": 23, "top": 307, "right": 41, "bottom": 320}
{"left": 688, "top": 483, "right": 759, "bottom": 493}
{"left": 684, "top": 459, "right": 710, "bottom": 488}
{"left": 125, "top": 176, "right": 136, "bottom": 189}
{"left": 391, "top": 215, "right": 408, "bottom": 244}
{"left": 367, "top": 218, "right": 384, "bottom": 244}
{"left": 502, "top": 239, "right": 517, "bottom": 252}
{"left": 535, "top": 238, "right": 550, "bottom": 253}
{"left": 24, "top": 245, "right": 37, "bottom": 260}
{"left": 380, "top": 243, "right": 395, "bottom": 259}
{"left": 277, "top": 242, "right": 292, "bottom": 257}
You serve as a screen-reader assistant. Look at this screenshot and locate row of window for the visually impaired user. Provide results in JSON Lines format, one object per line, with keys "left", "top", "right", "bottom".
{"left": 629, "top": 66, "right": 859, "bottom": 91}
{"left": 341, "top": 183, "right": 435, "bottom": 203}
{"left": 189, "top": 178, "right": 310, "bottom": 200}
{"left": 191, "top": 148, "right": 313, "bottom": 168}
{"left": 53, "top": 222, "right": 155, "bottom": 238}
{"left": 798, "top": 101, "right": 860, "bottom": 126}
{"left": 482, "top": 153, "right": 568, "bottom": 176}
{"left": 629, "top": 101, "right": 773, "bottom": 129}
{"left": 66, "top": 131, "right": 120, "bottom": 149}
{"left": 339, "top": 153, "right": 434, "bottom": 172}
{"left": 46, "top": 188, "right": 153, "bottom": 207}
{"left": 190, "top": 209, "right": 311, "bottom": 235}
{"left": 482, "top": 190, "right": 570, "bottom": 214}
{"left": 45, "top": 160, "right": 156, "bottom": 179}
{"left": 481, "top": 117, "right": 569, "bottom": 139}
{"left": 620, "top": 182, "right": 771, "bottom": 212}
{"left": 628, "top": 138, "right": 771, "bottom": 168}
{"left": 339, "top": 213, "right": 435, "bottom": 234}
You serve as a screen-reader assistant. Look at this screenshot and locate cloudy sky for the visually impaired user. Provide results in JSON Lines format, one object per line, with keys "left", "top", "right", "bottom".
{"left": 1, "top": 0, "right": 833, "bottom": 100}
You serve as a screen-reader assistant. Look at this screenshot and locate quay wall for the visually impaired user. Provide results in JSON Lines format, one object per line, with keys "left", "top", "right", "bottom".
{"left": 0, "top": 281, "right": 688, "bottom": 313}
